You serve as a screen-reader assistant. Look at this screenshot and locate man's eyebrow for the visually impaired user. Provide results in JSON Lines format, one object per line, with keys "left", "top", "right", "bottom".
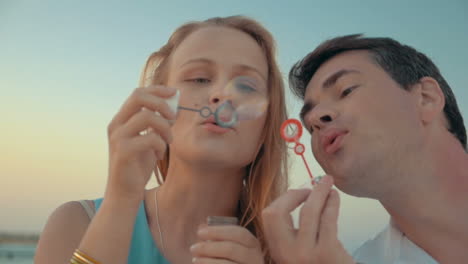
{"left": 322, "top": 69, "right": 361, "bottom": 89}
{"left": 299, "top": 69, "right": 360, "bottom": 123}
{"left": 299, "top": 100, "right": 314, "bottom": 124}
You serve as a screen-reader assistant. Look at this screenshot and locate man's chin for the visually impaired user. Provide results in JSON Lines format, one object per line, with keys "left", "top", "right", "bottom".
{"left": 326, "top": 170, "right": 357, "bottom": 194}
{"left": 333, "top": 176, "right": 375, "bottom": 198}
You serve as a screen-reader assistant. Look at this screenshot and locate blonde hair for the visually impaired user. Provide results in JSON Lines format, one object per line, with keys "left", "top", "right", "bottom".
{"left": 139, "top": 16, "right": 288, "bottom": 263}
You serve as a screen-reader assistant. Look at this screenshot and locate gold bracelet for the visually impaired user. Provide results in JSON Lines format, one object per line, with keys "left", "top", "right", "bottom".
{"left": 70, "top": 257, "right": 81, "bottom": 264}
{"left": 70, "top": 249, "right": 101, "bottom": 264}
{"left": 70, "top": 257, "right": 86, "bottom": 264}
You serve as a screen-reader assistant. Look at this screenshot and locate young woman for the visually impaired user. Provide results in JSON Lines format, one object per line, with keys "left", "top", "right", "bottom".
{"left": 35, "top": 15, "right": 289, "bottom": 264}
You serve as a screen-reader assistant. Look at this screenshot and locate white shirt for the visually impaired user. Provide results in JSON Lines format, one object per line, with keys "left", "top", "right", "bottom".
{"left": 353, "top": 220, "right": 438, "bottom": 264}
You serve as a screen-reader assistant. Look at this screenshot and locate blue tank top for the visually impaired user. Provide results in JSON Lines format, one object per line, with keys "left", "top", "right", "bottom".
{"left": 94, "top": 198, "right": 170, "bottom": 264}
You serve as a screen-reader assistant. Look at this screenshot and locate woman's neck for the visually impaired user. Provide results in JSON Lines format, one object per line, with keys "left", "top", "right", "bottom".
{"left": 160, "top": 162, "right": 244, "bottom": 221}
{"left": 146, "top": 157, "right": 245, "bottom": 261}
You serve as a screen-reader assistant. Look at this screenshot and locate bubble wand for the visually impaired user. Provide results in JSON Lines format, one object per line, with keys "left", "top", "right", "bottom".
{"left": 280, "top": 118, "right": 318, "bottom": 184}
{"left": 165, "top": 76, "right": 268, "bottom": 128}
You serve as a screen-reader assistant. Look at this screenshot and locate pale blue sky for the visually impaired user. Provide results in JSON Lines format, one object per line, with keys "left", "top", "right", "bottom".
{"left": 1, "top": 0, "right": 467, "bottom": 253}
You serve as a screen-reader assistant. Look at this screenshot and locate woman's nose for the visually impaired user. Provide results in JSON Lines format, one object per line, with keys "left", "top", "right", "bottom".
{"left": 209, "top": 81, "right": 232, "bottom": 105}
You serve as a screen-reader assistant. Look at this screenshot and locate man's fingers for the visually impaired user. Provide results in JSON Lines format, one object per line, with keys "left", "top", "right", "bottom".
{"left": 297, "top": 175, "right": 334, "bottom": 245}
{"left": 318, "top": 189, "right": 340, "bottom": 244}
{"left": 264, "top": 188, "right": 312, "bottom": 216}
{"left": 262, "top": 189, "right": 311, "bottom": 255}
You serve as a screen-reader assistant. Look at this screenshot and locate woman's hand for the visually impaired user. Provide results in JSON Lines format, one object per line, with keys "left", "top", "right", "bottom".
{"left": 105, "top": 85, "right": 176, "bottom": 202}
{"left": 261, "top": 175, "right": 355, "bottom": 264}
{"left": 191, "top": 225, "right": 265, "bottom": 264}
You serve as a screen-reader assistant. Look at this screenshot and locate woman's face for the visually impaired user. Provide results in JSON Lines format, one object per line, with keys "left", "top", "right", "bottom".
{"left": 166, "top": 26, "right": 269, "bottom": 169}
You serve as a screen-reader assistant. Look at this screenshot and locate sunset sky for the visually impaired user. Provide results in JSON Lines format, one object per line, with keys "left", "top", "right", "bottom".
{"left": 1, "top": 0, "right": 467, "bottom": 252}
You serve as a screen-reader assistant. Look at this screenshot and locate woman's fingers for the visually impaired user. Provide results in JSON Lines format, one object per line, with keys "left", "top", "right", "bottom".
{"left": 107, "top": 85, "right": 176, "bottom": 161}
{"left": 191, "top": 241, "right": 245, "bottom": 261}
{"left": 127, "top": 132, "right": 167, "bottom": 160}
{"left": 197, "top": 225, "right": 259, "bottom": 248}
{"left": 192, "top": 257, "right": 236, "bottom": 264}
{"left": 193, "top": 225, "right": 265, "bottom": 264}
{"left": 110, "top": 131, "right": 167, "bottom": 162}
{"left": 191, "top": 240, "right": 262, "bottom": 264}
{"left": 108, "top": 86, "right": 176, "bottom": 134}
{"left": 114, "top": 109, "right": 173, "bottom": 143}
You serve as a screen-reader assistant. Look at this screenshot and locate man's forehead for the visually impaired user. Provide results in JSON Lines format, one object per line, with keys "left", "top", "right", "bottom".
{"left": 304, "top": 50, "right": 372, "bottom": 96}
{"left": 304, "top": 76, "right": 320, "bottom": 99}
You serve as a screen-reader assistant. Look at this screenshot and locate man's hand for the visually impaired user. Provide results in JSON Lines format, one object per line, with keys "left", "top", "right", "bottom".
{"left": 262, "top": 175, "right": 355, "bottom": 264}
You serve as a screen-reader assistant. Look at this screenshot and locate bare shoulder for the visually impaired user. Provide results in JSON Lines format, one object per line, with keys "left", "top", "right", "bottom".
{"left": 45, "top": 200, "right": 95, "bottom": 229}
{"left": 34, "top": 200, "right": 95, "bottom": 264}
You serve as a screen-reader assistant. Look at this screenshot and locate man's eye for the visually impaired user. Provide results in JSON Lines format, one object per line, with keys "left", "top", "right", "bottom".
{"left": 304, "top": 123, "right": 313, "bottom": 133}
{"left": 341, "top": 85, "right": 358, "bottom": 98}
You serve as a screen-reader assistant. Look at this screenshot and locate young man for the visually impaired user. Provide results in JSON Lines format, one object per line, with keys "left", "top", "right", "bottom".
{"left": 262, "top": 34, "right": 467, "bottom": 263}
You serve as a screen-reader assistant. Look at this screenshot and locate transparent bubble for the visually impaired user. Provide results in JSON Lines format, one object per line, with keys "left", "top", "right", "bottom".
{"left": 215, "top": 101, "right": 238, "bottom": 128}
{"left": 175, "top": 76, "right": 268, "bottom": 128}
{"left": 224, "top": 76, "right": 268, "bottom": 122}
{"left": 141, "top": 75, "right": 268, "bottom": 128}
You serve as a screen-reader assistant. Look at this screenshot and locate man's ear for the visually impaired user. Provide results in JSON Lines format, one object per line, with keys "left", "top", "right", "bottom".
{"left": 412, "top": 77, "right": 445, "bottom": 124}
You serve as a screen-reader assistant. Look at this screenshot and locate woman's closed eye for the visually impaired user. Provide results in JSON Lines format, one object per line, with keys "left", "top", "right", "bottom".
{"left": 236, "top": 82, "right": 257, "bottom": 93}
{"left": 187, "top": 77, "right": 211, "bottom": 84}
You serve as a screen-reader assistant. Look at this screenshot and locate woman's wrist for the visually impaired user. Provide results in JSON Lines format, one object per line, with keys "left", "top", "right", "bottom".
{"left": 101, "top": 192, "right": 143, "bottom": 211}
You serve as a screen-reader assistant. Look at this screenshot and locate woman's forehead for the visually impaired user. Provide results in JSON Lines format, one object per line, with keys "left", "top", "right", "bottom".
{"left": 170, "top": 26, "right": 268, "bottom": 76}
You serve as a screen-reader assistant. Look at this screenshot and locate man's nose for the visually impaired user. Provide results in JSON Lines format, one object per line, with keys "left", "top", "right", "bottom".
{"left": 308, "top": 104, "right": 337, "bottom": 131}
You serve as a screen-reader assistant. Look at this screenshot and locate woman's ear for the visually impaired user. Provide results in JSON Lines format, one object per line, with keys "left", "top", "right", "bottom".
{"left": 412, "top": 77, "right": 445, "bottom": 124}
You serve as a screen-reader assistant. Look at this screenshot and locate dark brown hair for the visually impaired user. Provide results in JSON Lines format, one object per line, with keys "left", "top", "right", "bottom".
{"left": 289, "top": 34, "right": 466, "bottom": 150}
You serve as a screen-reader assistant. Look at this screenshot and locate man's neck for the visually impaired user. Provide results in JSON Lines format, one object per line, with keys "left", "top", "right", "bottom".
{"left": 380, "top": 138, "right": 468, "bottom": 263}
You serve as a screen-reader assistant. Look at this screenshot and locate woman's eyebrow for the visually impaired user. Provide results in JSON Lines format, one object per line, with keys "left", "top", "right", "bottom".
{"left": 235, "top": 64, "right": 267, "bottom": 83}
{"left": 178, "top": 58, "right": 267, "bottom": 84}
{"left": 178, "top": 58, "right": 214, "bottom": 69}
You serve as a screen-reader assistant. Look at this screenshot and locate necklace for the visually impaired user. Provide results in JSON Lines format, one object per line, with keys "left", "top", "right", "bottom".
{"left": 154, "top": 188, "right": 165, "bottom": 256}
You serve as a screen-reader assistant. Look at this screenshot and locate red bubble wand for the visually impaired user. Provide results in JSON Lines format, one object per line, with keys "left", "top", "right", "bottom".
{"left": 280, "top": 119, "right": 316, "bottom": 183}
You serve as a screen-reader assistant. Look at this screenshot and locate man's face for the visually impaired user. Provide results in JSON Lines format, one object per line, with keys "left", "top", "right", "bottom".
{"left": 301, "top": 50, "right": 423, "bottom": 196}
